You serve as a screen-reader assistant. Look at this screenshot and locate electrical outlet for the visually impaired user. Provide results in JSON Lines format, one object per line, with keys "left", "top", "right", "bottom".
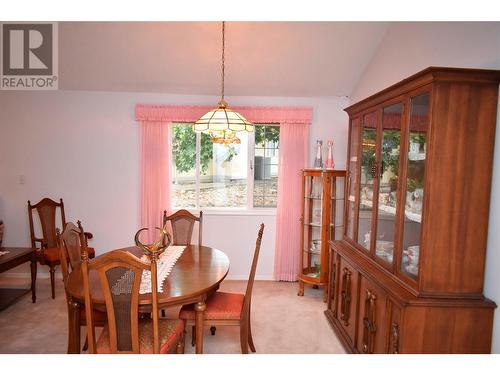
{"left": 19, "top": 175, "right": 26, "bottom": 184}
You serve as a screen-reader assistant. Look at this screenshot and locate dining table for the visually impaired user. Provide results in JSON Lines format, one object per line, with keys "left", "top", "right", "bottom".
{"left": 65, "top": 244, "right": 230, "bottom": 354}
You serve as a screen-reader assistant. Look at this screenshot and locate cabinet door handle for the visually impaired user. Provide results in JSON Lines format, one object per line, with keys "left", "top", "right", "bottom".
{"left": 391, "top": 323, "right": 400, "bottom": 354}
{"left": 340, "top": 267, "right": 352, "bottom": 326}
{"left": 362, "top": 289, "right": 377, "bottom": 353}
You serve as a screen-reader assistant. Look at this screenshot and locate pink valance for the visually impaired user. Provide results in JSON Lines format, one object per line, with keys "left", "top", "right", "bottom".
{"left": 135, "top": 104, "right": 313, "bottom": 124}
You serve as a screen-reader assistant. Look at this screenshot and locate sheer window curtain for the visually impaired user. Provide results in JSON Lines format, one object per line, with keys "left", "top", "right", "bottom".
{"left": 139, "top": 121, "right": 172, "bottom": 242}
{"left": 273, "top": 123, "right": 309, "bottom": 281}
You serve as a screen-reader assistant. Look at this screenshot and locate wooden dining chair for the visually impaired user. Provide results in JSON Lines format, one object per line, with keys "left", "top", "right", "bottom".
{"left": 28, "top": 197, "right": 95, "bottom": 298}
{"left": 163, "top": 209, "right": 203, "bottom": 246}
{"left": 81, "top": 248, "right": 185, "bottom": 354}
{"left": 179, "top": 223, "right": 264, "bottom": 354}
{"left": 58, "top": 221, "right": 106, "bottom": 352}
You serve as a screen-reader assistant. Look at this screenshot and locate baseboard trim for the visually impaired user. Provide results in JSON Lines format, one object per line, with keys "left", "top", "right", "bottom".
{"left": 226, "top": 275, "right": 275, "bottom": 281}
{"left": 0, "top": 272, "right": 62, "bottom": 280}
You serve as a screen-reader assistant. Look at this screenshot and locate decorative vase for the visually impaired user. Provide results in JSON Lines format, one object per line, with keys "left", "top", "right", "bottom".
{"left": 313, "top": 140, "right": 323, "bottom": 169}
{"left": 134, "top": 223, "right": 172, "bottom": 257}
{"left": 325, "top": 140, "right": 335, "bottom": 169}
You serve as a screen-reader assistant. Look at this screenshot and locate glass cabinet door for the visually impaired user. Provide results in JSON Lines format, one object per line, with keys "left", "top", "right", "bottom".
{"left": 400, "top": 93, "right": 429, "bottom": 279}
{"left": 303, "top": 175, "right": 323, "bottom": 279}
{"left": 374, "top": 102, "right": 403, "bottom": 265}
{"left": 346, "top": 118, "right": 360, "bottom": 240}
{"left": 357, "top": 112, "right": 377, "bottom": 251}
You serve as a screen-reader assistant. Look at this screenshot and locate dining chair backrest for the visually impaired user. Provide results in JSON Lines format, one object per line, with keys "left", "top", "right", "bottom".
{"left": 163, "top": 209, "right": 203, "bottom": 246}
{"left": 57, "top": 221, "right": 88, "bottom": 314}
{"left": 60, "top": 221, "right": 88, "bottom": 272}
{"left": 28, "top": 198, "right": 66, "bottom": 249}
{"left": 81, "top": 249, "right": 162, "bottom": 354}
{"left": 243, "top": 223, "right": 265, "bottom": 315}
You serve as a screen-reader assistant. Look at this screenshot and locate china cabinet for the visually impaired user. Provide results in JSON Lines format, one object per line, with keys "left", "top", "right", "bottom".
{"left": 298, "top": 169, "right": 346, "bottom": 301}
{"left": 325, "top": 67, "right": 500, "bottom": 353}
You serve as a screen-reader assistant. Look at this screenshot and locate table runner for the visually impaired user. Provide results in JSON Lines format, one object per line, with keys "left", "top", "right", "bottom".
{"left": 138, "top": 245, "right": 185, "bottom": 294}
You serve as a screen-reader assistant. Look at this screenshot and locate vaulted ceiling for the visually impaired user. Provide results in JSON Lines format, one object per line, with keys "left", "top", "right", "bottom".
{"left": 59, "top": 22, "right": 389, "bottom": 97}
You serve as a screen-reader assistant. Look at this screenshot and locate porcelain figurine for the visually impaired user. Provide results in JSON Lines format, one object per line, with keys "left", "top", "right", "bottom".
{"left": 313, "top": 140, "right": 323, "bottom": 169}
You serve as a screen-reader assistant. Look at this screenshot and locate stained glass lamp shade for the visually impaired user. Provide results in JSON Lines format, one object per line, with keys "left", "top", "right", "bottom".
{"left": 193, "top": 100, "right": 252, "bottom": 132}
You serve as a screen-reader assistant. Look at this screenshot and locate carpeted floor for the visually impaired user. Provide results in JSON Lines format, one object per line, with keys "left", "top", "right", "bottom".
{"left": 0, "top": 277, "right": 345, "bottom": 354}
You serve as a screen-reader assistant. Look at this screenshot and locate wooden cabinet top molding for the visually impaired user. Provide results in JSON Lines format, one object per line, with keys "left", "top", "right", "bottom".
{"left": 345, "top": 67, "right": 500, "bottom": 116}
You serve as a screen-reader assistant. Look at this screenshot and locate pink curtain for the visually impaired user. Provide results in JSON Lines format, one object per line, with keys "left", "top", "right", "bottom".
{"left": 139, "top": 121, "right": 171, "bottom": 242}
{"left": 274, "top": 123, "right": 309, "bottom": 281}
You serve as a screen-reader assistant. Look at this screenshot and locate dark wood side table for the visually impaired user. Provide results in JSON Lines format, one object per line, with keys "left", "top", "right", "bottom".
{"left": 0, "top": 247, "right": 37, "bottom": 310}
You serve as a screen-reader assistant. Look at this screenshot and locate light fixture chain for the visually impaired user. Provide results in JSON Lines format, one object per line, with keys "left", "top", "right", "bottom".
{"left": 193, "top": 20, "right": 252, "bottom": 135}
{"left": 221, "top": 21, "right": 225, "bottom": 101}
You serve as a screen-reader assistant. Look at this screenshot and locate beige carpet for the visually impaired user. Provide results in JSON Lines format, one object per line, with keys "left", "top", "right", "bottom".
{"left": 0, "top": 277, "right": 345, "bottom": 354}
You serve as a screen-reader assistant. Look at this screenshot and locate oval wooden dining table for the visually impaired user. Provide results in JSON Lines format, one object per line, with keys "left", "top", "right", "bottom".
{"left": 66, "top": 245, "right": 230, "bottom": 354}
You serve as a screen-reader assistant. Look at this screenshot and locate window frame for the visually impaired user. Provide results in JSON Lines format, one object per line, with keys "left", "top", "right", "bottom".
{"left": 171, "top": 122, "right": 280, "bottom": 213}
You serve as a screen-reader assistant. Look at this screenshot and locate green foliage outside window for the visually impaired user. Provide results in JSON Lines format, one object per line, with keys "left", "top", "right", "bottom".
{"left": 255, "top": 125, "right": 280, "bottom": 146}
{"left": 172, "top": 125, "right": 214, "bottom": 174}
{"left": 172, "top": 124, "right": 281, "bottom": 175}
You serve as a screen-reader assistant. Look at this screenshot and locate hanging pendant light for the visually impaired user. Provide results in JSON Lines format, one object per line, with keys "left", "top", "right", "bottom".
{"left": 194, "top": 22, "right": 253, "bottom": 144}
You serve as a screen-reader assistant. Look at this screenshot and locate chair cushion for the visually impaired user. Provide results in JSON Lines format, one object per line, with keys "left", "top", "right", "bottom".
{"left": 35, "top": 247, "right": 61, "bottom": 263}
{"left": 36, "top": 246, "right": 95, "bottom": 263}
{"left": 179, "top": 291, "right": 244, "bottom": 321}
{"left": 96, "top": 318, "right": 184, "bottom": 354}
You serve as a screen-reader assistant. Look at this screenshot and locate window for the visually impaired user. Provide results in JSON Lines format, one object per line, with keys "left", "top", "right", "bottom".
{"left": 171, "top": 123, "right": 280, "bottom": 209}
{"left": 253, "top": 125, "right": 279, "bottom": 208}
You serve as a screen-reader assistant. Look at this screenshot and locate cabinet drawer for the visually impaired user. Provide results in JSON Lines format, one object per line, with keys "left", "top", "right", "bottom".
{"left": 356, "top": 277, "right": 389, "bottom": 354}
{"left": 336, "top": 256, "right": 359, "bottom": 345}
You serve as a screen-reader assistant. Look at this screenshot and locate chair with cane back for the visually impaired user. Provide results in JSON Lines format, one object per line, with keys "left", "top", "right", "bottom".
{"left": 81, "top": 248, "right": 185, "bottom": 354}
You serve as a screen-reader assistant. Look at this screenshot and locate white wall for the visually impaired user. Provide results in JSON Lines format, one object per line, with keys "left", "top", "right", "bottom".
{"left": 349, "top": 21, "right": 500, "bottom": 353}
{"left": 350, "top": 22, "right": 500, "bottom": 102}
{"left": 0, "top": 90, "right": 348, "bottom": 281}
